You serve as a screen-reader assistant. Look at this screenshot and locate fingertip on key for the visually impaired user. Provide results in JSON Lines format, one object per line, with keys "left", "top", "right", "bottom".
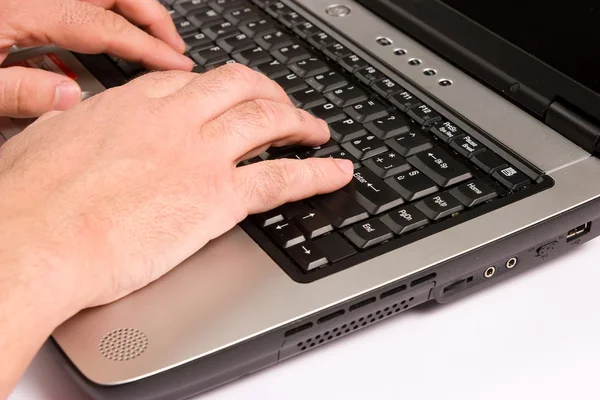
{"left": 334, "top": 158, "right": 355, "bottom": 175}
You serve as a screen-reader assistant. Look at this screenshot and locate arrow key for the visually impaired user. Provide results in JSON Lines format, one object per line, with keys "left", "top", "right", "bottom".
{"left": 265, "top": 222, "right": 305, "bottom": 248}
{"left": 287, "top": 241, "right": 328, "bottom": 272}
{"left": 294, "top": 210, "right": 333, "bottom": 239}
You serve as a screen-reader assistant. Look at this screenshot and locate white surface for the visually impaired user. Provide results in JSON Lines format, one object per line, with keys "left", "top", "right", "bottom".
{"left": 10, "top": 240, "right": 600, "bottom": 400}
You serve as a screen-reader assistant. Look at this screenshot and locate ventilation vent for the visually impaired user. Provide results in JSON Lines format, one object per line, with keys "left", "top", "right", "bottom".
{"left": 99, "top": 328, "right": 148, "bottom": 361}
{"left": 295, "top": 297, "right": 416, "bottom": 352}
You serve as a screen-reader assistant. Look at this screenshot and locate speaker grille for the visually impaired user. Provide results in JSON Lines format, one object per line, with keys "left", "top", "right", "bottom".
{"left": 99, "top": 328, "right": 148, "bottom": 361}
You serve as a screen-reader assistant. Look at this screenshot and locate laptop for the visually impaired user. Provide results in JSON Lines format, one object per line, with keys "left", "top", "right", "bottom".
{"left": 7, "top": 0, "right": 597, "bottom": 398}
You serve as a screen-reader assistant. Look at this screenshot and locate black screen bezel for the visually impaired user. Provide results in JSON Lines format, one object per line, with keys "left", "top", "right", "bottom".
{"left": 356, "top": 0, "right": 600, "bottom": 124}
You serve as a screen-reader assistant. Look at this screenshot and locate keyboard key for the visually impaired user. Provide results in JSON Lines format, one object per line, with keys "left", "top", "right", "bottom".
{"left": 407, "top": 147, "right": 473, "bottom": 187}
{"left": 175, "top": 20, "right": 198, "bottom": 35}
{"left": 355, "top": 65, "right": 386, "bottom": 86}
{"left": 174, "top": 0, "right": 207, "bottom": 15}
{"left": 323, "top": 42, "right": 352, "bottom": 60}
{"left": 364, "top": 113, "right": 410, "bottom": 139}
{"left": 280, "top": 12, "right": 306, "bottom": 28}
{"left": 279, "top": 201, "right": 313, "bottom": 219}
{"left": 287, "top": 242, "right": 328, "bottom": 271}
{"left": 306, "top": 71, "right": 348, "bottom": 92}
{"left": 305, "top": 140, "right": 340, "bottom": 157}
{"left": 492, "top": 165, "right": 531, "bottom": 190}
{"left": 308, "top": 102, "right": 345, "bottom": 123}
{"left": 217, "top": 32, "right": 255, "bottom": 52}
{"left": 314, "top": 233, "right": 357, "bottom": 263}
{"left": 191, "top": 45, "right": 229, "bottom": 66}
{"left": 324, "top": 85, "right": 368, "bottom": 107}
{"left": 266, "top": 1, "right": 291, "bottom": 17}
{"left": 274, "top": 73, "right": 308, "bottom": 93}
{"left": 289, "top": 57, "right": 329, "bottom": 78}
{"left": 385, "top": 131, "right": 432, "bottom": 157}
{"left": 205, "top": 58, "right": 238, "bottom": 69}
{"left": 416, "top": 193, "right": 464, "bottom": 220}
{"left": 450, "top": 180, "right": 498, "bottom": 207}
{"left": 372, "top": 78, "right": 403, "bottom": 98}
{"left": 381, "top": 205, "right": 430, "bottom": 235}
{"left": 343, "top": 218, "right": 394, "bottom": 248}
{"left": 363, "top": 150, "right": 410, "bottom": 178}
{"left": 203, "top": 20, "right": 238, "bottom": 39}
{"left": 450, "top": 135, "right": 486, "bottom": 158}
{"left": 184, "top": 32, "right": 213, "bottom": 51}
{"left": 239, "top": 18, "right": 275, "bottom": 37}
{"left": 272, "top": 44, "right": 311, "bottom": 64}
{"left": 252, "top": 208, "right": 284, "bottom": 227}
{"left": 329, "top": 117, "right": 367, "bottom": 143}
{"left": 210, "top": 0, "right": 246, "bottom": 13}
{"left": 307, "top": 31, "right": 336, "bottom": 49}
{"left": 339, "top": 54, "right": 368, "bottom": 72}
{"left": 265, "top": 221, "right": 305, "bottom": 248}
{"left": 232, "top": 46, "right": 272, "bottom": 65}
{"left": 390, "top": 90, "right": 422, "bottom": 112}
{"left": 349, "top": 168, "right": 405, "bottom": 214}
{"left": 294, "top": 210, "right": 333, "bottom": 238}
{"left": 288, "top": 88, "right": 326, "bottom": 108}
{"left": 407, "top": 103, "right": 442, "bottom": 126}
{"left": 254, "top": 59, "right": 290, "bottom": 78}
{"left": 323, "top": 149, "right": 361, "bottom": 169}
{"left": 223, "top": 7, "right": 260, "bottom": 25}
{"left": 385, "top": 169, "right": 438, "bottom": 201}
{"left": 342, "top": 134, "right": 387, "bottom": 160}
{"left": 293, "top": 21, "right": 321, "bottom": 38}
{"left": 430, "top": 120, "right": 466, "bottom": 143}
{"left": 310, "top": 191, "right": 369, "bottom": 228}
{"left": 255, "top": 30, "right": 294, "bottom": 50}
{"left": 188, "top": 8, "right": 221, "bottom": 27}
{"left": 471, "top": 150, "right": 507, "bottom": 174}
{"left": 344, "top": 99, "right": 388, "bottom": 123}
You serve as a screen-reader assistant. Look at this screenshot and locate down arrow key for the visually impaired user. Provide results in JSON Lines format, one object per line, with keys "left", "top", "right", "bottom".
{"left": 287, "top": 241, "right": 328, "bottom": 272}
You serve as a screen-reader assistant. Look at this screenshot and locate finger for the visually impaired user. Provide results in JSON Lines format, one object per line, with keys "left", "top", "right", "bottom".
{"left": 235, "top": 158, "right": 354, "bottom": 214}
{"left": 0, "top": 67, "right": 81, "bottom": 117}
{"left": 25, "top": 0, "right": 193, "bottom": 71}
{"left": 168, "top": 63, "right": 293, "bottom": 124}
{"left": 201, "top": 99, "right": 330, "bottom": 160}
{"left": 82, "top": 0, "right": 186, "bottom": 52}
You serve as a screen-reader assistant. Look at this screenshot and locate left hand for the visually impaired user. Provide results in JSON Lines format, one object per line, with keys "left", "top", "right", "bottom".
{"left": 0, "top": 0, "right": 193, "bottom": 117}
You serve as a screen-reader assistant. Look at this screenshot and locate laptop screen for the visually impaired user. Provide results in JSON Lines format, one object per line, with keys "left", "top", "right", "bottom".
{"left": 438, "top": 0, "right": 599, "bottom": 95}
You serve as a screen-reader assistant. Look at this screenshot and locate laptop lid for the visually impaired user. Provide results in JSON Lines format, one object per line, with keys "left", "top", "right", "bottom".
{"left": 356, "top": 0, "right": 600, "bottom": 154}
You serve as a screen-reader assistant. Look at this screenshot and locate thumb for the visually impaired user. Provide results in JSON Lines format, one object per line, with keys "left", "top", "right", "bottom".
{"left": 0, "top": 67, "right": 81, "bottom": 118}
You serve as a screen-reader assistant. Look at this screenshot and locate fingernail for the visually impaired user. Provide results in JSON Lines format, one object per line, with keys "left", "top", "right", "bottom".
{"left": 334, "top": 158, "right": 355, "bottom": 175}
{"left": 53, "top": 82, "right": 82, "bottom": 111}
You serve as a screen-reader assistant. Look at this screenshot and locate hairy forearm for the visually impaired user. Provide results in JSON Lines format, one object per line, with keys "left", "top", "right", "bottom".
{"left": 0, "top": 229, "right": 78, "bottom": 398}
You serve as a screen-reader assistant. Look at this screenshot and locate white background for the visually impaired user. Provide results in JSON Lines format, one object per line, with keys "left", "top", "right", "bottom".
{"left": 10, "top": 239, "right": 600, "bottom": 400}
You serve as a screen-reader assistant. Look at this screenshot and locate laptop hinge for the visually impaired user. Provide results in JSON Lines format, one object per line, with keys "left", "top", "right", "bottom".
{"left": 545, "top": 99, "right": 600, "bottom": 157}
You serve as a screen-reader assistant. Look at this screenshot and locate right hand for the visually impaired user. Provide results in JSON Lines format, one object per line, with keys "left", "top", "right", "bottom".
{"left": 0, "top": 64, "right": 354, "bottom": 316}
{"left": 0, "top": 0, "right": 193, "bottom": 117}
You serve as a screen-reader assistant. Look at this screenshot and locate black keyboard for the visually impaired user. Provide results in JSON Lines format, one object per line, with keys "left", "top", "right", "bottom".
{"left": 116, "top": 0, "right": 551, "bottom": 282}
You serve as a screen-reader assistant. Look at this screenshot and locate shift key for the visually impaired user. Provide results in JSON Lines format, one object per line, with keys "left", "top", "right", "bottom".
{"left": 407, "top": 147, "right": 472, "bottom": 187}
{"left": 310, "top": 190, "right": 369, "bottom": 228}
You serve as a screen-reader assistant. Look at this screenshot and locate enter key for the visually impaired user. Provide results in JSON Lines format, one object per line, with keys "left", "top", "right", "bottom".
{"left": 348, "top": 167, "right": 404, "bottom": 214}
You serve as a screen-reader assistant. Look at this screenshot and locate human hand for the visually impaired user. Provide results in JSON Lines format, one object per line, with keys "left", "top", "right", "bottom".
{"left": 0, "top": 64, "right": 353, "bottom": 316}
{"left": 0, "top": 0, "right": 193, "bottom": 117}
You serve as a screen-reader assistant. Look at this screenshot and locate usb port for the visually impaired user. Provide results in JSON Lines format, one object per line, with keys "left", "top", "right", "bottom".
{"left": 566, "top": 222, "right": 592, "bottom": 242}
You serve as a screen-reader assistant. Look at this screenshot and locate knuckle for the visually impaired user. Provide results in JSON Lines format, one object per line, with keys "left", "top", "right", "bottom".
{"left": 246, "top": 99, "right": 279, "bottom": 127}
{"left": 216, "top": 63, "right": 257, "bottom": 87}
{"left": 103, "top": 12, "right": 129, "bottom": 35}
{"left": 246, "top": 161, "right": 290, "bottom": 205}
